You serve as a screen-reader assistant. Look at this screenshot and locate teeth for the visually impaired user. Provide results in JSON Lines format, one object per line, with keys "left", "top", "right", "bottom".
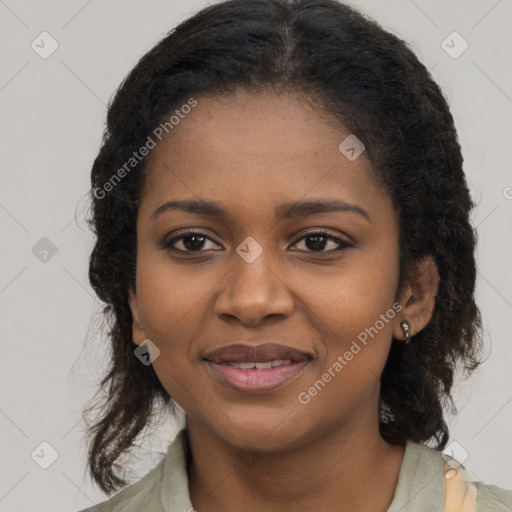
{"left": 239, "top": 362, "right": 257, "bottom": 369}
{"left": 255, "top": 361, "right": 273, "bottom": 369}
{"left": 226, "top": 359, "right": 294, "bottom": 369}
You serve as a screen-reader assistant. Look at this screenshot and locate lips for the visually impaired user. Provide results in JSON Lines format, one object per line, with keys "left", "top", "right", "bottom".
{"left": 204, "top": 343, "right": 312, "bottom": 364}
{"left": 203, "top": 343, "right": 313, "bottom": 393}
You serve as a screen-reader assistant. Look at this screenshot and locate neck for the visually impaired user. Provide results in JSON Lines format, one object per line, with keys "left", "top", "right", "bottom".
{"left": 186, "top": 412, "right": 405, "bottom": 512}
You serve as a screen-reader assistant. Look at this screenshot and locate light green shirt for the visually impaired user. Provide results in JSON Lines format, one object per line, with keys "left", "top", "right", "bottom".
{"left": 78, "top": 429, "right": 511, "bottom": 511}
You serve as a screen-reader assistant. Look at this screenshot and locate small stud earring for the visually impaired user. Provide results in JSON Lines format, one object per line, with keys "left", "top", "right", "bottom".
{"left": 400, "top": 320, "right": 411, "bottom": 344}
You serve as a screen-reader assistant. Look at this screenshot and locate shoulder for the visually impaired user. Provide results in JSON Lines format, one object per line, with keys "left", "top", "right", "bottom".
{"left": 76, "top": 430, "right": 190, "bottom": 512}
{"left": 76, "top": 458, "right": 166, "bottom": 512}
{"left": 472, "top": 481, "right": 512, "bottom": 512}
{"left": 408, "top": 440, "right": 512, "bottom": 512}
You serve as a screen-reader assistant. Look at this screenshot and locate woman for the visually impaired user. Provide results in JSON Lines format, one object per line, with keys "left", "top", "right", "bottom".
{"left": 79, "top": 0, "right": 512, "bottom": 510}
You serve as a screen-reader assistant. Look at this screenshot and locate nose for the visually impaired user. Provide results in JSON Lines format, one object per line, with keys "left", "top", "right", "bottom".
{"left": 213, "top": 251, "right": 294, "bottom": 327}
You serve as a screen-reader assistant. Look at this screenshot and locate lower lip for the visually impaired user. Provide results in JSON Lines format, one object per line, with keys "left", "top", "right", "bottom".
{"left": 206, "top": 360, "right": 311, "bottom": 393}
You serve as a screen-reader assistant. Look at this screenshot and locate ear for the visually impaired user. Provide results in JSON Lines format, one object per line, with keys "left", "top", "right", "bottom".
{"left": 393, "top": 255, "right": 440, "bottom": 341}
{"left": 128, "top": 287, "right": 146, "bottom": 346}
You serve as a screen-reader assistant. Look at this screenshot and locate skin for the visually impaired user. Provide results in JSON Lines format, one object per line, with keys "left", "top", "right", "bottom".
{"left": 128, "top": 89, "right": 439, "bottom": 512}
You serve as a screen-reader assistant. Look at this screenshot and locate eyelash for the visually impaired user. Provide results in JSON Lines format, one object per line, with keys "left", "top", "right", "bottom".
{"left": 162, "top": 229, "right": 353, "bottom": 256}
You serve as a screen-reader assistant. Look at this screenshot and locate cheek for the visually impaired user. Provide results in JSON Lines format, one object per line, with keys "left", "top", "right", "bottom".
{"left": 133, "top": 256, "right": 216, "bottom": 398}
{"left": 303, "top": 250, "right": 399, "bottom": 335}
{"left": 304, "top": 248, "right": 400, "bottom": 386}
{"left": 296, "top": 282, "right": 399, "bottom": 432}
{"left": 135, "top": 251, "right": 214, "bottom": 335}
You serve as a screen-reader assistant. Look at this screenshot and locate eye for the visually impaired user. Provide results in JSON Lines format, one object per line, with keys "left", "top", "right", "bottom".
{"left": 162, "top": 229, "right": 353, "bottom": 255}
{"left": 163, "top": 230, "right": 222, "bottom": 253}
{"left": 290, "top": 231, "right": 353, "bottom": 254}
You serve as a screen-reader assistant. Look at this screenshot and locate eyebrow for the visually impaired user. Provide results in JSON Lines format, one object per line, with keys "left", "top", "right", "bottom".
{"left": 151, "top": 198, "right": 370, "bottom": 222}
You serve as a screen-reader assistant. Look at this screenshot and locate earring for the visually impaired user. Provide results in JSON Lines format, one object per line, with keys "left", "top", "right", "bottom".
{"left": 400, "top": 320, "right": 411, "bottom": 344}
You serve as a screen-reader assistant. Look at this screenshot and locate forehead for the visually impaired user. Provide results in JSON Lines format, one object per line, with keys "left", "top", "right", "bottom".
{"left": 139, "top": 90, "right": 393, "bottom": 223}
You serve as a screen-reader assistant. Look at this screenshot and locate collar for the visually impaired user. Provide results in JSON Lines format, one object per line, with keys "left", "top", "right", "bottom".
{"left": 158, "top": 429, "right": 446, "bottom": 511}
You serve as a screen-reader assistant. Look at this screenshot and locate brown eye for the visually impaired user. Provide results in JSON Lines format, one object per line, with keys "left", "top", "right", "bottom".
{"left": 164, "top": 231, "right": 222, "bottom": 253}
{"left": 290, "top": 231, "right": 352, "bottom": 254}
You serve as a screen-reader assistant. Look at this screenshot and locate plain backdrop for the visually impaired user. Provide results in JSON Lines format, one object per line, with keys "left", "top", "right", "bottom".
{"left": 0, "top": 0, "right": 511, "bottom": 510}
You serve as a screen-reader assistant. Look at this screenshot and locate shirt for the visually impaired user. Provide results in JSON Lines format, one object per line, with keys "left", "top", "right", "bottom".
{"left": 77, "top": 429, "right": 512, "bottom": 511}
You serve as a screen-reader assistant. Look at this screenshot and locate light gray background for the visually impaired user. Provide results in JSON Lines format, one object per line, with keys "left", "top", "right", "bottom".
{"left": 0, "top": 0, "right": 511, "bottom": 510}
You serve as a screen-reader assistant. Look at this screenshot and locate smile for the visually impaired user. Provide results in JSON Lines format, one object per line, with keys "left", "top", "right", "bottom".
{"left": 205, "top": 359, "right": 311, "bottom": 393}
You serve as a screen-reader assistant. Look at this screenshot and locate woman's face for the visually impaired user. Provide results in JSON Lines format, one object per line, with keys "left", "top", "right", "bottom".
{"left": 129, "top": 90, "right": 406, "bottom": 451}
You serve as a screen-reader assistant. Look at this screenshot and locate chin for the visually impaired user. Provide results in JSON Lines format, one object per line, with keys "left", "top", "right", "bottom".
{"left": 213, "top": 407, "right": 308, "bottom": 452}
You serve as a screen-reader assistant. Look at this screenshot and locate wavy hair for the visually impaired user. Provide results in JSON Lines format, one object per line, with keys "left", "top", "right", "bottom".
{"left": 84, "top": 0, "right": 483, "bottom": 494}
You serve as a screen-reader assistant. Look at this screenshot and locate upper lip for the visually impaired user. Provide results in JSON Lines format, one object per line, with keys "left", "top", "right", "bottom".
{"left": 204, "top": 343, "right": 313, "bottom": 364}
